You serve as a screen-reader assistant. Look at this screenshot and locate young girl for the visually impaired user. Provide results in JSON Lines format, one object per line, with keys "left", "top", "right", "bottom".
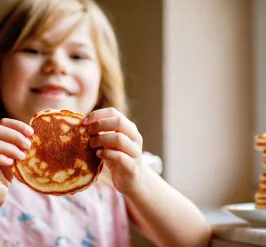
{"left": 0, "top": 0, "right": 211, "bottom": 246}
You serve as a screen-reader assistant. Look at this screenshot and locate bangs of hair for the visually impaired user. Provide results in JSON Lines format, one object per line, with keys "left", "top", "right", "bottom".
{"left": 0, "top": 0, "right": 86, "bottom": 53}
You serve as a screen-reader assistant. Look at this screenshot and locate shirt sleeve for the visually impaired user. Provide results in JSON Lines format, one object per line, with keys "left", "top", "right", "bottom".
{"left": 142, "top": 151, "right": 163, "bottom": 175}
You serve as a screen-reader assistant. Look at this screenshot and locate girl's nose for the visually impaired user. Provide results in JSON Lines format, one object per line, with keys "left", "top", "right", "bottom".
{"left": 41, "top": 53, "right": 68, "bottom": 76}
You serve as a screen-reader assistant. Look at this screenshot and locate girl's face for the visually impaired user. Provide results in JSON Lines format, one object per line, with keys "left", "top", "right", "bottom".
{"left": 0, "top": 18, "right": 101, "bottom": 123}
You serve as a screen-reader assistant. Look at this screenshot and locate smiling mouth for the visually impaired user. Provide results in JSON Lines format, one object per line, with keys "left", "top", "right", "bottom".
{"left": 31, "top": 88, "right": 71, "bottom": 96}
{"left": 30, "top": 85, "right": 74, "bottom": 97}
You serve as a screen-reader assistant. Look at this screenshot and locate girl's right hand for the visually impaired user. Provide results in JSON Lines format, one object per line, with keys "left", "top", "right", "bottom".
{"left": 0, "top": 118, "right": 34, "bottom": 206}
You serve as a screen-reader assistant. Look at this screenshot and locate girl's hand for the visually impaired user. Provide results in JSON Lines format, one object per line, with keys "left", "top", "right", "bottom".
{"left": 83, "top": 108, "right": 143, "bottom": 194}
{"left": 0, "top": 118, "right": 34, "bottom": 206}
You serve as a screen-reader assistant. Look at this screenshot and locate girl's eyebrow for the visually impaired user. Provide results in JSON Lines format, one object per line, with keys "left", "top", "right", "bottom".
{"left": 67, "top": 41, "right": 92, "bottom": 48}
{"left": 38, "top": 37, "right": 92, "bottom": 48}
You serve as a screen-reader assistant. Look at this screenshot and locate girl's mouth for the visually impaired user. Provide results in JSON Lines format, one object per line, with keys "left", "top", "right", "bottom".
{"left": 30, "top": 85, "right": 74, "bottom": 99}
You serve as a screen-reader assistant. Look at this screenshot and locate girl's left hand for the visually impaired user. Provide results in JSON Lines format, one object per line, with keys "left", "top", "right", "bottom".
{"left": 82, "top": 107, "right": 144, "bottom": 194}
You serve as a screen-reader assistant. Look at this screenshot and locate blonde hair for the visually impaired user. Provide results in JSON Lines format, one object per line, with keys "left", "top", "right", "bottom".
{"left": 0, "top": 0, "right": 128, "bottom": 116}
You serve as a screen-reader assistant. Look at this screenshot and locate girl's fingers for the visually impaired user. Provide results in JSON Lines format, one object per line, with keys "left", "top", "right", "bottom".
{"left": 0, "top": 118, "right": 34, "bottom": 137}
{"left": 83, "top": 108, "right": 142, "bottom": 145}
{"left": 83, "top": 107, "right": 120, "bottom": 124}
{"left": 97, "top": 148, "right": 135, "bottom": 175}
{"left": 0, "top": 125, "right": 31, "bottom": 150}
{"left": 0, "top": 141, "right": 25, "bottom": 161}
{"left": 90, "top": 132, "right": 140, "bottom": 158}
{"left": 86, "top": 117, "right": 141, "bottom": 143}
{"left": 0, "top": 155, "right": 13, "bottom": 166}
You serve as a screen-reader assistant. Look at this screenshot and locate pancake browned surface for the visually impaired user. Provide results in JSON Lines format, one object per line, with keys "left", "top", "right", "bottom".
{"left": 13, "top": 109, "right": 102, "bottom": 195}
{"left": 255, "top": 189, "right": 266, "bottom": 209}
{"left": 259, "top": 173, "right": 266, "bottom": 190}
{"left": 255, "top": 133, "right": 266, "bottom": 161}
{"left": 254, "top": 133, "right": 266, "bottom": 209}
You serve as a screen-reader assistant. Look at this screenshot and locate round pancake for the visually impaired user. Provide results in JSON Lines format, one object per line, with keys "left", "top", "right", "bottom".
{"left": 254, "top": 133, "right": 266, "bottom": 151}
{"left": 259, "top": 173, "right": 266, "bottom": 190}
{"left": 255, "top": 189, "right": 266, "bottom": 209}
{"left": 13, "top": 109, "right": 102, "bottom": 195}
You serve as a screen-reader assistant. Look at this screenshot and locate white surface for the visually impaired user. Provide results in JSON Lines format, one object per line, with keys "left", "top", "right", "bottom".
{"left": 208, "top": 208, "right": 266, "bottom": 247}
{"left": 213, "top": 224, "right": 266, "bottom": 247}
{"left": 204, "top": 209, "right": 245, "bottom": 225}
{"left": 222, "top": 203, "right": 266, "bottom": 225}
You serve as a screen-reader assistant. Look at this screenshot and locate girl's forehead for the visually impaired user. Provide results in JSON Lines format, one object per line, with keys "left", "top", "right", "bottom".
{"left": 38, "top": 16, "right": 92, "bottom": 46}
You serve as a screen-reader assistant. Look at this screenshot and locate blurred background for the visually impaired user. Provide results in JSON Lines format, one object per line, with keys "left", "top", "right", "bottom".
{"left": 97, "top": 0, "right": 264, "bottom": 246}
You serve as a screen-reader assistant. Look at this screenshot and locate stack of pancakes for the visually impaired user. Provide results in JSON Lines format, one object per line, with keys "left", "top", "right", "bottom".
{"left": 254, "top": 133, "right": 266, "bottom": 209}
{"left": 13, "top": 109, "right": 102, "bottom": 195}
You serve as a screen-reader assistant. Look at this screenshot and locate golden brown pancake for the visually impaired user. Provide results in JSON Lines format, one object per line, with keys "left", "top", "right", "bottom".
{"left": 13, "top": 109, "right": 102, "bottom": 195}
{"left": 259, "top": 173, "right": 266, "bottom": 190}
{"left": 254, "top": 133, "right": 266, "bottom": 208}
{"left": 254, "top": 133, "right": 266, "bottom": 151}
{"left": 255, "top": 189, "right": 266, "bottom": 209}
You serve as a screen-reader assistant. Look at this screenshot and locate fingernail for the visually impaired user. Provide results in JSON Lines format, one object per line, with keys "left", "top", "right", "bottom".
{"left": 96, "top": 149, "right": 102, "bottom": 156}
{"left": 26, "top": 127, "right": 34, "bottom": 135}
{"left": 24, "top": 139, "right": 31, "bottom": 149}
{"left": 7, "top": 158, "right": 13, "bottom": 165}
{"left": 19, "top": 152, "right": 26, "bottom": 160}
{"left": 82, "top": 117, "right": 89, "bottom": 124}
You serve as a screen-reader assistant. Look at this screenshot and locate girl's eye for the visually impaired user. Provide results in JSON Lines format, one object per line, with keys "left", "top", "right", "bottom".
{"left": 22, "top": 48, "right": 44, "bottom": 55}
{"left": 70, "top": 54, "right": 88, "bottom": 60}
